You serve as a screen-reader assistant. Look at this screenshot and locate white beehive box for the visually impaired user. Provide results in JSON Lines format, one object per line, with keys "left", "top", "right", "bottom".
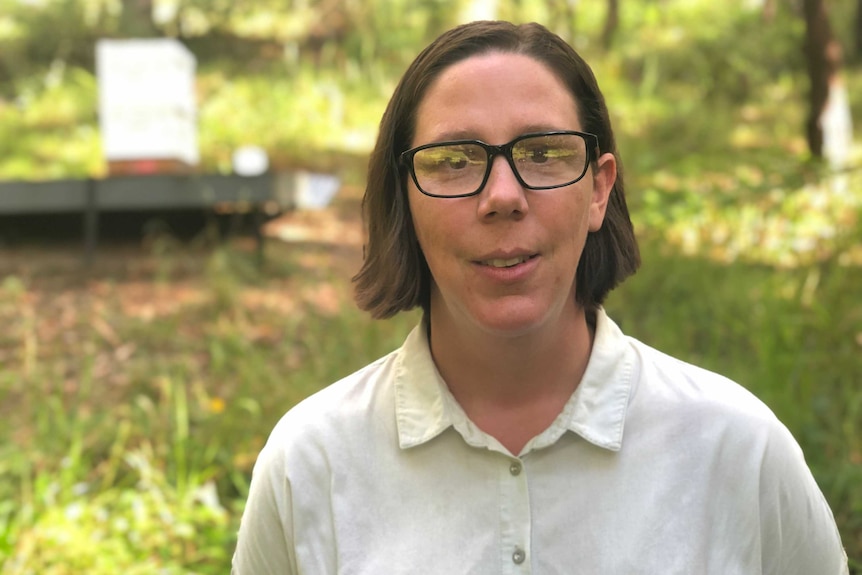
{"left": 96, "top": 38, "right": 199, "bottom": 169}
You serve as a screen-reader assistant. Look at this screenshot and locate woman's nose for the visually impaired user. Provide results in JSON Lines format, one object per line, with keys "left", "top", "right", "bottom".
{"left": 476, "top": 155, "right": 529, "bottom": 220}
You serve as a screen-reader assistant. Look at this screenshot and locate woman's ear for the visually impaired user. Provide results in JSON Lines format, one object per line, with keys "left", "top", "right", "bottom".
{"left": 589, "top": 152, "right": 616, "bottom": 232}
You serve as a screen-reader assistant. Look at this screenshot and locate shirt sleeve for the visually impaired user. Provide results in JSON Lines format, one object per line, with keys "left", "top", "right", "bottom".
{"left": 231, "top": 440, "right": 296, "bottom": 575}
{"left": 758, "top": 419, "right": 849, "bottom": 575}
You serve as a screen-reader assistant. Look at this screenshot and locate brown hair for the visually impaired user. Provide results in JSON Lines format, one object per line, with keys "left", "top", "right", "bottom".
{"left": 353, "top": 20, "right": 640, "bottom": 319}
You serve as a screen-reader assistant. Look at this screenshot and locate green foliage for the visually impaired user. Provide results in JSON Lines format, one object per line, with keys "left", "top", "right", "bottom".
{"left": 5, "top": 451, "right": 231, "bottom": 575}
{"left": 0, "top": 66, "right": 100, "bottom": 180}
{"left": 196, "top": 66, "right": 385, "bottom": 175}
{"left": 615, "top": 1, "right": 806, "bottom": 104}
{"left": 2, "top": 0, "right": 860, "bottom": 182}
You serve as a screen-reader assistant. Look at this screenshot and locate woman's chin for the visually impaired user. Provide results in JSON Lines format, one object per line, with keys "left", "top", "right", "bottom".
{"left": 430, "top": 288, "right": 580, "bottom": 340}
{"left": 465, "top": 301, "right": 561, "bottom": 339}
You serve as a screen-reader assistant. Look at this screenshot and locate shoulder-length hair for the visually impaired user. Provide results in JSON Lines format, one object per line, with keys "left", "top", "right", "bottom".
{"left": 353, "top": 20, "right": 640, "bottom": 319}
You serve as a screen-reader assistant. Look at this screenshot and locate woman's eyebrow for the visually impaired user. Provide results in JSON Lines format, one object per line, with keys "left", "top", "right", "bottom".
{"left": 419, "top": 124, "right": 574, "bottom": 144}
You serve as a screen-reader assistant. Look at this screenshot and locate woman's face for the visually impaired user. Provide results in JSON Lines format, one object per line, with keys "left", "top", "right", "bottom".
{"left": 407, "top": 51, "right": 616, "bottom": 338}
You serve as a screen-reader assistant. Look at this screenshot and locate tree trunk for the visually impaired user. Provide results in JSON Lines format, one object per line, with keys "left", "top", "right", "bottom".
{"left": 855, "top": 0, "right": 862, "bottom": 60}
{"left": 601, "top": 0, "right": 619, "bottom": 50}
{"left": 762, "top": 0, "right": 776, "bottom": 23}
{"left": 802, "top": 0, "right": 852, "bottom": 167}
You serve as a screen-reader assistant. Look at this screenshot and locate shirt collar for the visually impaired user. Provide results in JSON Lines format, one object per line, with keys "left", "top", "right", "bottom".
{"left": 393, "top": 309, "right": 635, "bottom": 453}
{"left": 393, "top": 321, "right": 453, "bottom": 449}
{"left": 554, "top": 309, "right": 634, "bottom": 452}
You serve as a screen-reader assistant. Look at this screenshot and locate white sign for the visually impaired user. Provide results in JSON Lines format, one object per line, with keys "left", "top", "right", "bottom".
{"left": 96, "top": 38, "right": 199, "bottom": 166}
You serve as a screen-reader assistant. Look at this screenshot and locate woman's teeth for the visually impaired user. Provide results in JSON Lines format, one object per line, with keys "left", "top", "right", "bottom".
{"left": 484, "top": 256, "right": 529, "bottom": 268}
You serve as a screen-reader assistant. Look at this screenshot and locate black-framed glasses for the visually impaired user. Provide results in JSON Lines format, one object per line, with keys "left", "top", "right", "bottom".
{"left": 400, "top": 130, "right": 599, "bottom": 198}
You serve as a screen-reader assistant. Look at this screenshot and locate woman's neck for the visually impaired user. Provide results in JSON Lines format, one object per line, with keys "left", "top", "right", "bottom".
{"left": 427, "top": 303, "right": 594, "bottom": 454}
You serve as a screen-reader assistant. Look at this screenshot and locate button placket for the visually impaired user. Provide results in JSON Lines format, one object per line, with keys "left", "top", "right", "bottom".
{"left": 501, "top": 457, "right": 531, "bottom": 572}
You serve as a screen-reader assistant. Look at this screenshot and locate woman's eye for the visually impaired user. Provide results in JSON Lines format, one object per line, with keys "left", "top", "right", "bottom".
{"left": 528, "top": 148, "right": 549, "bottom": 163}
{"left": 519, "top": 146, "right": 551, "bottom": 163}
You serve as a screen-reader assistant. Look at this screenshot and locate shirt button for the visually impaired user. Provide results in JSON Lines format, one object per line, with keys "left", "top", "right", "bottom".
{"left": 512, "top": 547, "right": 526, "bottom": 564}
{"left": 509, "top": 461, "right": 522, "bottom": 476}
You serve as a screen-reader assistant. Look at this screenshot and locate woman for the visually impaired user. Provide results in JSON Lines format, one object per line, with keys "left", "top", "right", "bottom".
{"left": 233, "top": 21, "right": 848, "bottom": 574}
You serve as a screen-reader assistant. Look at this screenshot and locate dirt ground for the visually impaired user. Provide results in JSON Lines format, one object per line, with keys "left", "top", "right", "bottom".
{"left": 0, "top": 186, "right": 367, "bottom": 318}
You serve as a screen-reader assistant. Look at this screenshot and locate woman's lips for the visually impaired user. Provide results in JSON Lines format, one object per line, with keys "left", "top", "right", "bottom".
{"left": 472, "top": 253, "right": 539, "bottom": 282}
{"left": 477, "top": 254, "right": 537, "bottom": 268}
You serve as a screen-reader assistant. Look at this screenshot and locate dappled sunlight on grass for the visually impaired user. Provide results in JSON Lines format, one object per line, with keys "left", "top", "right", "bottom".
{"left": 636, "top": 167, "right": 862, "bottom": 267}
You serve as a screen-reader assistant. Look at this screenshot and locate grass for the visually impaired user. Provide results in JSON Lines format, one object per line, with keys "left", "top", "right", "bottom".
{"left": 0, "top": 233, "right": 420, "bottom": 573}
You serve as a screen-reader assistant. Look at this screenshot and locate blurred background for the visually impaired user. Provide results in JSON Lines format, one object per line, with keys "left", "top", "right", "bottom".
{"left": 0, "top": 0, "right": 860, "bottom": 573}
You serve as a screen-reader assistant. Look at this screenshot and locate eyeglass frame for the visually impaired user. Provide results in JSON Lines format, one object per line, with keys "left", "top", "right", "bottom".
{"left": 399, "top": 130, "right": 600, "bottom": 199}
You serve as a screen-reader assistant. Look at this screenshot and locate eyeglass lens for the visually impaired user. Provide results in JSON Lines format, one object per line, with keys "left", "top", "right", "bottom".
{"left": 411, "top": 133, "right": 588, "bottom": 197}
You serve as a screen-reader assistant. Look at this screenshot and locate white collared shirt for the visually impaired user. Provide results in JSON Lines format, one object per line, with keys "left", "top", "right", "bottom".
{"left": 233, "top": 309, "right": 848, "bottom": 574}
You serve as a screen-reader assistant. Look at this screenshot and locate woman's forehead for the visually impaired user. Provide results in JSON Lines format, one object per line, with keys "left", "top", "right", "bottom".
{"left": 411, "top": 52, "right": 582, "bottom": 144}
